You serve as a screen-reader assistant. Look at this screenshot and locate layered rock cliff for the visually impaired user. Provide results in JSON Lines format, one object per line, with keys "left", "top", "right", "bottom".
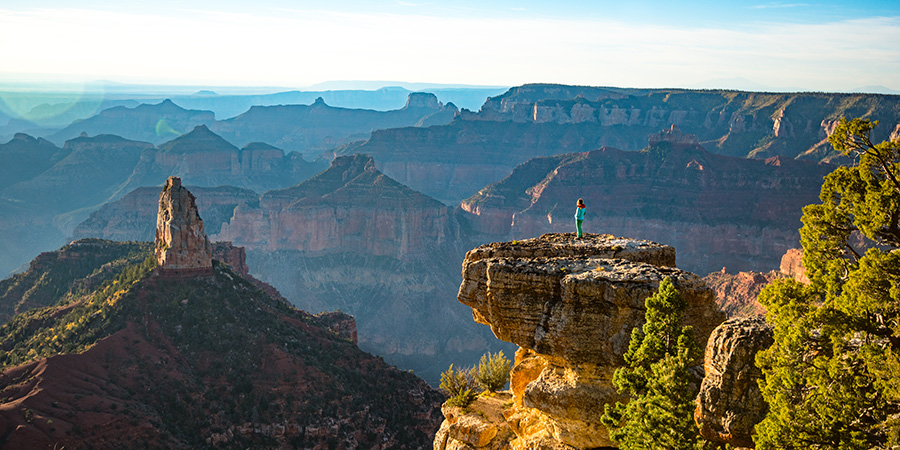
{"left": 439, "top": 234, "right": 725, "bottom": 449}
{"left": 703, "top": 248, "right": 810, "bottom": 319}
{"left": 476, "top": 84, "right": 900, "bottom": 162}
{"left": 341, "top": 84, "right": 899, "bottom": 204}
{"left": 460, "top": 131, "right": 833, "bottom": 274}
{"left": 216, "top": 154, "right": 506, "bottom": 383}
{"left": 217, "top": 154, "right": 459, "bottom": 257}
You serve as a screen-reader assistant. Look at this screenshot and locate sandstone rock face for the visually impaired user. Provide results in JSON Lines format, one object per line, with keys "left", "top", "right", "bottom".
{"left": 155, "top": 177, "right": 212, "bottom": 271}
{"left": 703, "top": 269, "right": 780, "bottom": 318}
{"left": 696, "top": 317, "right": 774, "bottom": 448}
{"left": 455, "top": 234, "right": 725, "bottom": 449}
{"left": 779, "top": 248, "right": 809, "bottom": 284}
{"left": 211, "top": 241, "right": 249, "bottom": 276}
{"left": 434, "top": 394, "right": 515, "bottom": 450}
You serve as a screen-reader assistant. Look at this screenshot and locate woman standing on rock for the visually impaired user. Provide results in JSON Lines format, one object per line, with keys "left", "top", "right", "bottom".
{"left": 575, "top": 198, "right": 586, "bottom": 239}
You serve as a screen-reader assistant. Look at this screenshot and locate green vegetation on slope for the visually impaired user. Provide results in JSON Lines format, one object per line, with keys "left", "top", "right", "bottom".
{"left": 0, "top": 239, "right": 152, "bottom": 323}
{"left": 0, "top": 249, "right": 156, "bottom": 368}
{"left": 0, "top": 244, "right": 442, "bottom": 448}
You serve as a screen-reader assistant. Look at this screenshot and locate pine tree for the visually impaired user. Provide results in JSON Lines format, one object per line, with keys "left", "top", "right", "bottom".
{"left": 755, "top": 118, "right": 900, "bottom": 449}
{"left": 600, "top": 277, "right": 703, "bottom": 450}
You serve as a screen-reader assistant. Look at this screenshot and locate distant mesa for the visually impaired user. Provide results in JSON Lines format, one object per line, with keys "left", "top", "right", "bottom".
{"left": 405, "top": 92, "right": 441, "bottom": 110}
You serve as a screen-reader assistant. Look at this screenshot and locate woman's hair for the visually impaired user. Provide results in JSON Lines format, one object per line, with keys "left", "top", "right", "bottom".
{"left": 577, "top": 198, "right": 584, "bottom": 206}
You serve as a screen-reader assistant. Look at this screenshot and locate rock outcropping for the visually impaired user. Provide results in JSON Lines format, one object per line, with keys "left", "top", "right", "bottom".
{"left": 443, "top": 233, "right": 725, "bottom": 449}
{"left": 155, "top": 176, "right": 213, "bottom": 272}
{"left": 695, "top": 317, "right": 774, "bottom": 448}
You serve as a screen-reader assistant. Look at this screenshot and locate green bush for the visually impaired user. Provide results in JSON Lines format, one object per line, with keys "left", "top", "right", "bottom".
{"left": 439, "top": 364, "right": 479, "bottom": 407}
{"left": 475, "top": 351, "right": 511, "bottom": 393}
{"left": 439, "top": 364, "right": 476, "bottom": 396}
{"left": 445, "top": 389, "right": 479, "bottom": 408}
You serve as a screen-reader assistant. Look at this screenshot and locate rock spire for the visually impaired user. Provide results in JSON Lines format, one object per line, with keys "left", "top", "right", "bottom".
{"left": 155, "top": 176, "right": 212, "bottom": 272}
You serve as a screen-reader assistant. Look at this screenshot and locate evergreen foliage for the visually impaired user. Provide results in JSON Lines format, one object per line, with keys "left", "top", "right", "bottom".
{"left": 474, "top": 350, "right": 511, "bottom": 393}
{"left": 600, "top": 277, "right": 704, "bottom": 450}
{"left": 755, "top": 118, "right": 900, "bottom": 449}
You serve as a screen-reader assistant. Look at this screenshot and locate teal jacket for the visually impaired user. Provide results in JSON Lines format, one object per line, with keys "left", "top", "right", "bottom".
{"left": 575, "top": 206, "right": 585, "bottom": 220}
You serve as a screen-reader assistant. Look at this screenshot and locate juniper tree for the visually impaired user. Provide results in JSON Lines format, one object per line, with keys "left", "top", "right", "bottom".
{"left": 755, "top": 118, "right": 900, "bottom": 449}
{"left": 600, "top": 277, "right": 704, "bottom": 450}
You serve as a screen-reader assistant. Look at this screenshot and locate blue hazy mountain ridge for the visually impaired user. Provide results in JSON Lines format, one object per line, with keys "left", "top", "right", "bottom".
{"left": 0, "top": 126, "right": 324, "bottom": 278}
{"left": 172, "top": 85, "right": 507, "bottom": 119}
{"left": 35, "top": 93, "right": 459, "bottom": 159}
{"left": 47, "top": 99, "right": 216, "bottom": 145}
{"left": 0, "top": 84, "right": 506, "bottom": 143}
{"left": 209, "top": 93, "right": 458, "bottom": 157}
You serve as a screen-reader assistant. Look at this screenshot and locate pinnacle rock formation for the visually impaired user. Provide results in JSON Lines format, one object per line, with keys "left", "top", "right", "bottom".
{"left": 155, "top": 176, "right": 213, "bottom": 271}
{"left": 443, "top": 233, "right": 725, "bottom": 449}
{"left": 695, "top": 317, "right": 774, "bottom": 448}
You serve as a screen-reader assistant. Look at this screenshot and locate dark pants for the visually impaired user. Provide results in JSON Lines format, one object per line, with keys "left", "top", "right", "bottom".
{"left": 576, "top": 219, "right": 583, "bottom": 238}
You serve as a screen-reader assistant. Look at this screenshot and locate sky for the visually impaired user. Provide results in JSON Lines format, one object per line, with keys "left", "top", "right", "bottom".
{"left": 0, "top": 0, "right": 899, "bottom": 92}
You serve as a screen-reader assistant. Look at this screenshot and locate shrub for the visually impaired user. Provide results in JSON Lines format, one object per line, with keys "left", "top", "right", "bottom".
{"left": 446, "top": 389, "right": 479, "bottom": 408}
{"left": 439, "top": 364, "right": 479, "bottom": 408}
{"left": 475, "top": 351, "right": 511, "bottom": 393}
{"left": 439, "top": 364, "right": 476, "bottom": 397}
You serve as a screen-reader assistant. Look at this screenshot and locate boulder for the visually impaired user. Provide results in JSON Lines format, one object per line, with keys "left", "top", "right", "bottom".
{"left": 695, "top": 317, "right": 774, "bottom": 448}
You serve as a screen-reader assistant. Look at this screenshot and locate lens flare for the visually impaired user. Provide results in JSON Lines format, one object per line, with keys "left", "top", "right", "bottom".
{"left": 155, "top": 118, "right": 180, "bottom": 137}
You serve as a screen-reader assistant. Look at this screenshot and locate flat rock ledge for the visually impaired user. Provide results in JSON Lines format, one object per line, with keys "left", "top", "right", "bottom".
{"left": 446, "top": 233, "right": 725, "bottom": 449}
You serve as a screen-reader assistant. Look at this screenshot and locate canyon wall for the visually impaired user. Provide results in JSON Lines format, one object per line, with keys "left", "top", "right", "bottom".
{"left": 460, "top": 129, "right": 833, "bottom": 275}
{"left": 343, "top": 85, "right": 899, "bottom": 204}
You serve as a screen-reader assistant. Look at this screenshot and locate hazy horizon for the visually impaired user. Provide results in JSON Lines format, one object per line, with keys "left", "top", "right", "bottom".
{"left": 1, "top": 1, "right": 898, "bottom": 94}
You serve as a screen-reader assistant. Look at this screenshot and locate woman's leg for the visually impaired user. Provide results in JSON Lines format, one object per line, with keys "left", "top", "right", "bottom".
{"left": 576, "top": 219, "right": 583, "bottom": 238}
